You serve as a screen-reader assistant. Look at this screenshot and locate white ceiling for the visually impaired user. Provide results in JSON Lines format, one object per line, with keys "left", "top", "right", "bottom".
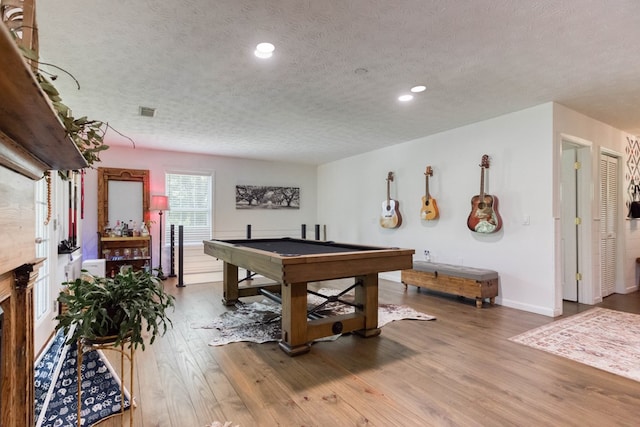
{"left": 36, "top": 0, "right": 640, "bottom": 165}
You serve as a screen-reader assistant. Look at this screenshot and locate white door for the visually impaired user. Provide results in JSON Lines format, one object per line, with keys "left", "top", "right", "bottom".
{"left": 561, "top": 146, "right": 579, "bottom": 301}
{"left": 33, "top": 176, "right": 56, "bottom": 353}
{"left": 561, "top": 141, "right": 594, "bottom": 303}
{"left": 600, "top": 154, "right": 618, "bottom": 297}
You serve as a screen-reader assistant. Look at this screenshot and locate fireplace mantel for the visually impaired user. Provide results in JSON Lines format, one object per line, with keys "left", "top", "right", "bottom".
{"left": 0, "top": 258, "right": 43, "bottom": 426}
{"left": 0, "top": 23, "right": 86, "bottom": 180}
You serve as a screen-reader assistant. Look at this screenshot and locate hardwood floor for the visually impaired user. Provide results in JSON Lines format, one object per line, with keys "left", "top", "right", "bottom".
{"left": 97, "top": 278, "right": 640, "bottom": 426}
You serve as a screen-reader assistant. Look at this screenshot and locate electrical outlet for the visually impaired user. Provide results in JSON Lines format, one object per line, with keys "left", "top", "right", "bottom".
{"left": 423, "top": 250, "right": 431, "bottom": 261}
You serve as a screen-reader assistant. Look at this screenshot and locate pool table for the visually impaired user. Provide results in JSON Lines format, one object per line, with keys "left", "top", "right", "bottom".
{"left": 203, "top": 237, "right": 414, "bottom": 355}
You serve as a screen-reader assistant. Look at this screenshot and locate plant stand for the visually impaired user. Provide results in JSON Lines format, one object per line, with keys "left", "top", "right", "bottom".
{"left": 77, "top": 335, "right": 135, "bottom": 426}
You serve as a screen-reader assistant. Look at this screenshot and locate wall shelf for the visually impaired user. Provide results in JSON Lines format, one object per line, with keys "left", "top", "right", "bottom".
{"left": 0, "top": 24, "right": 86, "bottom": 179}
{"left": 99, "top": 235, "right": 152, "bottom": 277}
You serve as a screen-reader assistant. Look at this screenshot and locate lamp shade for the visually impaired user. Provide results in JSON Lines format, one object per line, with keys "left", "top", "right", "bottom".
{"left": 150, "top": 195, "right": 170, "bottom": 211}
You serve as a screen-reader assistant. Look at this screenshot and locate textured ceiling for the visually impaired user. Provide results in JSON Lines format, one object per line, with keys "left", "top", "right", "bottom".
{"left": 36, "top": 0, "right": 640, "bottom": 165}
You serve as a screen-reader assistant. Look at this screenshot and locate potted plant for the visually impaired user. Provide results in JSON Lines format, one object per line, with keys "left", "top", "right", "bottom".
{"left": 56, "top": 269, "right": 175, "bottom": 349}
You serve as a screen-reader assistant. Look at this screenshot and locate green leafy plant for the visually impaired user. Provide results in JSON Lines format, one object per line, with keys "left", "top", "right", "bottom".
{"left": 11, "top": 28, "right": 136, "bottom": 171}
{"left": 36, "top": 73, "right": 112, "bottom": 168}
{"left": 56, "top": 269, "right": 175, "bottom": 350}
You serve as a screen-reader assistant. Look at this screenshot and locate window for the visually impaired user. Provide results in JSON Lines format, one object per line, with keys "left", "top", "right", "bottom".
{"left": 165, "top": 173, "right": 213, "bottom": 245}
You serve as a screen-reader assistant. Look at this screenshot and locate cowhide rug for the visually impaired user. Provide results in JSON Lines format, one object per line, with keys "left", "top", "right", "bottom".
{"left": 192, "top": 288, "right": 435, "bottom": 346}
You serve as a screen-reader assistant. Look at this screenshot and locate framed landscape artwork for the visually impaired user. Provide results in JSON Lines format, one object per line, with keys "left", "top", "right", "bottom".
{"left": 236, "top": 185, "right": 300, "bottom": 209}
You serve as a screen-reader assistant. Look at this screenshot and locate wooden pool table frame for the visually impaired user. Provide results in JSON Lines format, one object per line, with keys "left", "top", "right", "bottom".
{"left": 203, "top": 238, "right": 414, "bottom": 356}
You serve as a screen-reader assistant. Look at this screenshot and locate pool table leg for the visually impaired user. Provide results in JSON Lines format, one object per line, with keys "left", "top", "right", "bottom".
{"left": 221, "top": 262, "right": 239, "bottom": 306}
{"left": 279, "top": 282, "right": 311, "bottom": 356}
{"left": 353, "top": 273, "right": 381, "bottom": 338}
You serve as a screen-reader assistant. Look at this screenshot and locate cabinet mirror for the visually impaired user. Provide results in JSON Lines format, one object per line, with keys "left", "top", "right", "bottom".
{"left": 97, "top": 167, "right": 150, "bottom": 234}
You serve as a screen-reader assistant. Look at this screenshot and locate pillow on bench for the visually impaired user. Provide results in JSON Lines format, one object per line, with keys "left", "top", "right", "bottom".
{"left": 411, "top": 261, "right": 498, "bottom": 282}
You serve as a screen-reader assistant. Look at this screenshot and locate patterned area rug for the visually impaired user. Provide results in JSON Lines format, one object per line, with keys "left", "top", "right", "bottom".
{"left": 193, "top": 288, "right": 435, "bottom": 346}
{"left": 509, "top": 307, "right": 640, "bottom": 382}
{"left": 34, "top": 328, "right": 131, "bottom": 427}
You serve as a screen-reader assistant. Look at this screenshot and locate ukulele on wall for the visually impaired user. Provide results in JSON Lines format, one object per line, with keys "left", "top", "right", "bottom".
{"left": 467, "top": 155, "right": 502, "bottom": 233}
{"left": 420, "top": 166, "right": 439, "bottom": 220}
{"left": 380, "top": 171, "right": 402, "bottom": 229}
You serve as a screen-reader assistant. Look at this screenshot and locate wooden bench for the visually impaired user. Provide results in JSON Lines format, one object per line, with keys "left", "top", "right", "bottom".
{"left": 401, "top": 261, "right": 498, "bottom": 308}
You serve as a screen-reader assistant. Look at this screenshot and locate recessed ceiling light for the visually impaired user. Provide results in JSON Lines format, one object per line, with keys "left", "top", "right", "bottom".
{"left": 398, "top": 94, "right": 414, "bottom": 102}
{"left": 411, "top": 85, "right": 426, "bottom": 93}
{"left": 255, "top": 42, "right": 275, "bottom": 59}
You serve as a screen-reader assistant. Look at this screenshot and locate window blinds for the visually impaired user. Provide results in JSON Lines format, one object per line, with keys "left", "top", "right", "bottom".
{"left": 165, "top": 173, "right": 212, "bottom": 245}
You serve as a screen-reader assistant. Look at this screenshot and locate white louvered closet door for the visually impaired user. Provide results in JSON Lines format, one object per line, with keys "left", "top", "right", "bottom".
{"left": 600, "top": 154, "right": 618, "bottom": 297}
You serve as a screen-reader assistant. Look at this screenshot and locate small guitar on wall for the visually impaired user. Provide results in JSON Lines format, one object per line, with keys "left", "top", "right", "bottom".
{"left": 467, "top": 155, "right": 502, "bottom": 233}
{"left": 420, "top": 166, "right": 439, "bottom": 220}
{"left": 380, "top": 171, "right": 402, "bottom": 229}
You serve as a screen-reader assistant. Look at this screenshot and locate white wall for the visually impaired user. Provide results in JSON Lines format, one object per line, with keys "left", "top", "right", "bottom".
{"left": 318, "top": 104, "right": 557, "bottom": 315}
{"left": 81, "top": 146, "right": 318, "bottom": 270}
{"left": 76, "top": 102, "right": 637, "bottom": 318}
{"left": 317, "top": 102, "right": 640, "bottom": 316}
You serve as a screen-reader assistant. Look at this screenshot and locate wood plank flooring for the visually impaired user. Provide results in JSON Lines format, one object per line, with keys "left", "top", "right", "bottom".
{"left": 97, "top": 279, "right": 640, "bottom": 426}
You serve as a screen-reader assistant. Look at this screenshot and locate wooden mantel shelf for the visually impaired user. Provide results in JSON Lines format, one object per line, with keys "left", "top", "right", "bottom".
{"left": 0, "top": 23, "right": 86, "bottom": 179}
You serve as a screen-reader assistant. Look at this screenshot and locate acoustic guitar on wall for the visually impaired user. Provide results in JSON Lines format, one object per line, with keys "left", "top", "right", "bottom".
{"left": 420, "top": 166, "right": 439, "bottom": 220}
{"left": 380, "top": 171, "right": 402, "bottom": 229}
{"left": 467, "top": 155, "right": 502, "bottom": 233}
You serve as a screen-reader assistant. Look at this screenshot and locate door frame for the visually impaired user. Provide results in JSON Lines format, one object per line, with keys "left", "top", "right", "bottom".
{"left": 33, "top": 176, "right": 56, "bottom": 354}
{"left": 555, "top": 134, "right": 594, "bottom": 313}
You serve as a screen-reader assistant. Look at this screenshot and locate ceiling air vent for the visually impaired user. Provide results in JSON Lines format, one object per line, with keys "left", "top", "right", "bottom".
{"left": 139, "top": 106, "right": 156, "bottom": 117}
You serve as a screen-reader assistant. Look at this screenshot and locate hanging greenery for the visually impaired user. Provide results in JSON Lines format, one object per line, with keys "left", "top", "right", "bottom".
{"left": 35, "top": 72, "right": 111, "bottom": 168}
{"left": 13, "top": 28, "right": 134, "bottom": 172}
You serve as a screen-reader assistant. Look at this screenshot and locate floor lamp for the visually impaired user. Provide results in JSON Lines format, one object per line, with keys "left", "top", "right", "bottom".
{"left": 150, "top": 195, "right": 169, "bottom": 280}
